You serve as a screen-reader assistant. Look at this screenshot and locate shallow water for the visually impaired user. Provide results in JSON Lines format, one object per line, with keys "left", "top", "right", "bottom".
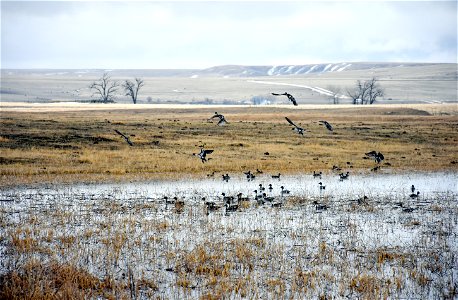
{"left": 3, "top": 171, "right": 456, "bottom": 202}
{"left": 1, "top": 171, "right": 457, "bottom": 299}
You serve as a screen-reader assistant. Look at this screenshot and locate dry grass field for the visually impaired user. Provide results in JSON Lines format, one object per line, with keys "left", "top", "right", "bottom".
{"left": 1, "top": 102, "right": 457, "bottom": 187}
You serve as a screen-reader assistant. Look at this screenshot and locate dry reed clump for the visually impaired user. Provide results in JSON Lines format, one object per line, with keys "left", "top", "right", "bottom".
{"left": 0, "top": 259, "right": 104, "bottom": 299}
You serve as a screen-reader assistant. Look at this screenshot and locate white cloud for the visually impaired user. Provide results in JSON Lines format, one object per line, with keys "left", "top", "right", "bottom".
{"left": 1, "top": 1, "right": 456, "bottom": 68}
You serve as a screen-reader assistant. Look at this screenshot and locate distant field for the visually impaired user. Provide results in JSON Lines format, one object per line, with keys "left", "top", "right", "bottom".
{"left": 1, "top": 63, "right": 456, "bottom": 104}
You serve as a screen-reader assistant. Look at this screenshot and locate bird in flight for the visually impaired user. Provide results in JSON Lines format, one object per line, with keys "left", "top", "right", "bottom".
{"left": 272, "top": 92, "right": 298, "bottom": 106}
{"left": 194, "top": 148, "right": 214, "bottom": 163}
{"left": 208, "top": 112, "right": 228, "bottom": 126}
{"left": 285, "top": 117, "right": 304, "bottom": 135}
{"left": 114, "top": 129, "right": 133, "bottom": 146}
{"left": 319, "top": 120, "right": 333, "bottom": 132}
{"left": 365, "top": 151, "right": 385, "bottom": 163}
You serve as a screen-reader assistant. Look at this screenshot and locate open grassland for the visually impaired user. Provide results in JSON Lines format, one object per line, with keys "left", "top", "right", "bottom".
{"left": 1, "top": 103, "right": 457, "bottom": 187}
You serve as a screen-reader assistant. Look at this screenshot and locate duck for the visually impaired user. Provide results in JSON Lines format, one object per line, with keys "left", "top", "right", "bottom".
{"left": 313, "top": 171, "right": 322, "bottom": 178}
{"left": 237, "top": 193, "right": 250, "bottom": 202}
{"left": 272, "top": 173, "right": 281, "bottom": 180}
{"left": 319, "top": 120, "right": 333, "bottom": 132}
{"left": 410, "top": 191, "right": 420, "bottom": 199}
{"left": 280, "top": 186, "right": 290, "bottom": 195}
{"left": 114, "top": 129, "right": 133, "bottom": 146}
{"left": 221, "top": 193, "right": 234, "bottom": 203}
{"left": 272, "top": 92, "right": 298, "bottom": 106}
{"left": 203, "top": 197, "right": 220, "bottom": 212}
{"left": 262, "top": 193, "right": 275, "bottom": 202}
{"left": 357, "top": 195, "right": 368, "bottom": 205}
{"left": 163, "top": 196, "right": 175, "bottom": 205}
{"left": 268, "top": 184, "right": 273, "bottom": 193}
{"left": 319, "top": 182, "right": 326, "bottom": 191}
{"left": 313, "top": 200, "right": 328, "bottom": 211}
{"left": 222, "top": 174, "right": 231, "bottom": 182}
{"left": 209, "top": 112, "right": 228, "bottom": 126}
{"left": 253, "top": 190, "right": 265, "bottom": 204}
{"left": 285, "top": 117, "right": 304, "bottom": 135}
{"left": 339, "top": 172, "right": 350, "bottom": 181}
{"left": 365, "top": 151, "right": 385, "bottom": 164}
{"left": 259, "top": 184, "right": 266, "bottom": 192}
{"left": 194, "top": 148, "right": 214, "bottom": 163}
{"left": 271, "top": 201, "right": 283, "bottom": 208}
{"left": 225, "top": 202, "right": 239, "bottom": 213}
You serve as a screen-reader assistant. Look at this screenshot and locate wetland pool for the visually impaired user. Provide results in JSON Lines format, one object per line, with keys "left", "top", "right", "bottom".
{"left": 1, "top": 171, "right": 457, "bottom": 299}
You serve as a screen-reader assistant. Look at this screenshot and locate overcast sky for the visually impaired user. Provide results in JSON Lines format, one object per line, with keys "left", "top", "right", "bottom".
{"left": 1, "top": 0, "right": 457, "bottom": 69}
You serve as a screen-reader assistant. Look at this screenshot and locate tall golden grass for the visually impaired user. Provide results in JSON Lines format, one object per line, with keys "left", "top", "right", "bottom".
{"left": 1, "top": 104, "right": 457, "bottom": 186}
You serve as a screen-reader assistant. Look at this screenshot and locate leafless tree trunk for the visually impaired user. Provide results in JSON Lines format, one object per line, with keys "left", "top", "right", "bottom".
{"left": 326, "top": 85, "right": 342, "bottom": 104}
{"left": 89, "top": 73, "right": 119, "bottom": 103}
{"left": 123, "top": 78, "right": 144, "bottom": 104}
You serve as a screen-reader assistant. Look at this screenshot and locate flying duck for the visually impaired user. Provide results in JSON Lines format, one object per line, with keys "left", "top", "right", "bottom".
{"left": 194, "top": 148, "right": 214, "bottom": 163}
{"left": 319, "top": 120, "right": 333, "bottom": 132}
{"left": 272, "top": 92, "right": 298, "bottom": 106}
{"left": 285, "top": 117, "right": 304, "bottom": 135}
{"left": 365, "top": 151, "right": 385, "bottom": 163}
{"left": 114, "top": 129, "right": 133, "bottom": 146}
{"left": 209, "top": 112, "right": 228, "bottom": 126}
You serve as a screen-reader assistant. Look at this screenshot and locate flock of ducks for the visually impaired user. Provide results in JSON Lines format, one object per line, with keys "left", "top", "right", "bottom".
{"left": 161, "top": 174, "right": 422, "bottom": 215}
{"left": 111, "top": 92, "right": 420, "bottom": 215}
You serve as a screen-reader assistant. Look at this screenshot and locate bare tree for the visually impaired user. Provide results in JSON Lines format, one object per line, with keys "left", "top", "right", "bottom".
{"left": 347, "top": 77, "right": 384, "bottom": 104}
{"left": 123, "top": 78, "right": 144, "bottom": 104}
{"left": 89, "top": 73, "right": 119, "bottom": 103}
{"left": 365, "top": 77, "right": 384, "bottom": 104}
{"left": 326, "top": 85, "right": 342, "bottom": 104}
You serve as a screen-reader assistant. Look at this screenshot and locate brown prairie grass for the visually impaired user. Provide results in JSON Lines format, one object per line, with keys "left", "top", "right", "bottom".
{"left": 1, "top": 105, "right": 457, "bottom": 187}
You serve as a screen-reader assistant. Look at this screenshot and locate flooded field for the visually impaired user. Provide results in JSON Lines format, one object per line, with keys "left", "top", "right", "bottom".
{"left": 1, "top": 172, "right": 457, "bottom": 299}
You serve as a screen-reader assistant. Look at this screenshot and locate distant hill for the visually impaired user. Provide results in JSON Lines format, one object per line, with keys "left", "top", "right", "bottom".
{"left": 2, "top": 62, "right": 452, "bottom": 78}
{"left": 198, "top": 62, "right": 432, "bottom": 77}
{"left": 1, "top": 63, "right": 456, "bottom": 104}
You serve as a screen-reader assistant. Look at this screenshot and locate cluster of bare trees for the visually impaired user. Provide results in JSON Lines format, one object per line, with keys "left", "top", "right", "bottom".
{"left": 347, "top": 77, "right": 384, "bottom": 105}
{"left": 89, "top": 73, "right": 144, "bottom": 104}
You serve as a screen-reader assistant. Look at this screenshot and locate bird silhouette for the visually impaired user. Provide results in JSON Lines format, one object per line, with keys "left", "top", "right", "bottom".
{"left": 114, "top": 129, "right": 133, "bottom": 146}
{"left": 208, "top": 112, "right": 228, "bottom": 126}
{"left": 365, "top": 151, "right": 385, "bottom": 163}
{"left": 285, "top": 117, "right": 304, "bottom": 135}
{"left": 272, "top": 92, "right": 298, "bottom": 106}
{"left": 193, "top": 148, "right": 214, "bottom": 163}
{"left": 319, "top": 120, "right": 333, "bottom": 131}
